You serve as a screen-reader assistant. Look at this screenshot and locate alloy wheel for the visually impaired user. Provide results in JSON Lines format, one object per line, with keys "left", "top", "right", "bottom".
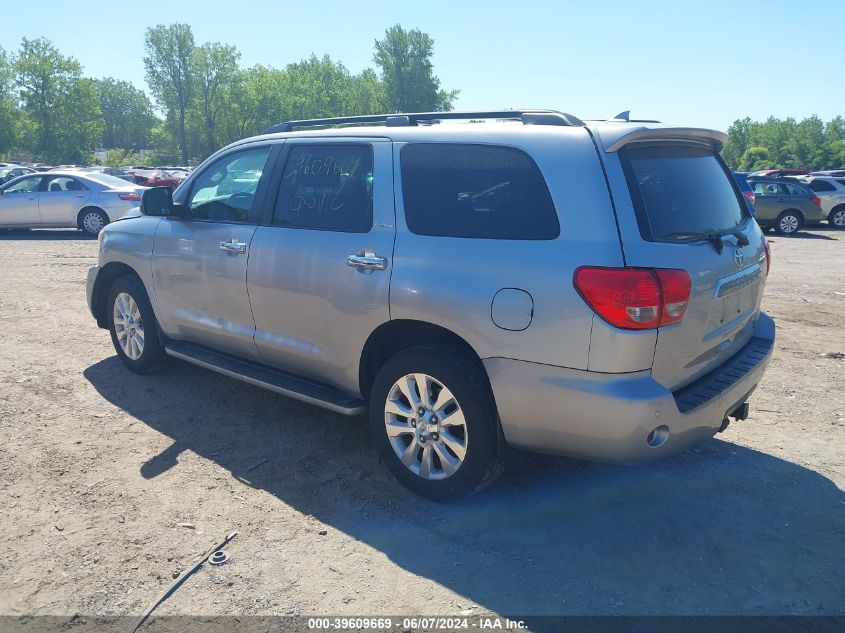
{"left": 832, "top": 208, "right": 845, "bottom": 228}
{"left": 113, "top": 292, "right": 145, "bottom": 360}
{"left": 779, "top": 214, "right": 799, "bottom": 234}
{"left": 384, "top": 373, "right": 468, "bottom": 480}
{"left": 82, "top": 211, "right": 105, "bottom": 234}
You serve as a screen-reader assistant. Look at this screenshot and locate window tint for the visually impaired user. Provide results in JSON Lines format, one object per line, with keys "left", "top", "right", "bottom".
{"left": 273, "top": 145, "right": 373, "bottom": 232}
{"left": 3, "top": 176, "right": 42, "bottom": 193}
{"left": 836, "top": 179, "right": 845, "bottom": 187}
{"left": 808, "top": 179, "right": 835, "bottom": 192}
{"left": 400, "top": 144, "right": 559, "bottom": 240}
{"left": 188, "top": 146, "right": 271, "bottom": 222}
{"left": 44, "top": 176, "right": 88, "bottom": 192}
{"left": 620, "top": 145, "right": 747, "bottom": 242}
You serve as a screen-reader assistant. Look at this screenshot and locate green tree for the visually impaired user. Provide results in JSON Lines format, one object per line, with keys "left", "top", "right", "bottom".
{"left": 191, "top": 42, "right": 240, "bottom": 154}
{"left": 94, "top": 78, "right": 157, "bottom": 149}
{"left": 144, "top": 23, "right": 195, "bottom": 163}
{"left": 373, "top": 24, "right": 456, "bottom": 113}
{"left": 0, "top": 46, "right": 20, "bottom": 158}
{"left": 13, "top": 38, "right": 101, "bottom": 163}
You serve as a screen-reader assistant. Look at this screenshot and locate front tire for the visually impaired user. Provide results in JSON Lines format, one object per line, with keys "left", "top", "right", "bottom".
{"left": 107, "top": 275, "right": 168, "bottom": 373}
{"left": 829, "top": 206, "right": 845, "bottom": 229}
{"left": 80, "top": 208, "right": 109, "bottom": 236}
{"left": 368, "top": 344, "right": 503, "bottom": 501}
{"left": 774, "top": 210, "right": 802, "bottom": 235}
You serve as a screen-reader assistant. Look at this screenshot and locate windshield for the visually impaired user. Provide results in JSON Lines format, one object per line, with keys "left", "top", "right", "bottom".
{"left": 621, "top": 144, "right": 748, "bottom": 242}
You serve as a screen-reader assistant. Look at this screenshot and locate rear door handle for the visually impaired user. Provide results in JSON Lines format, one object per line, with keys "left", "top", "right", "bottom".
{"left": 219, "top": 240, "right": 247, "bottom": 255}
{"left": 347, "top": 252, "right": 387, "bottom": 270}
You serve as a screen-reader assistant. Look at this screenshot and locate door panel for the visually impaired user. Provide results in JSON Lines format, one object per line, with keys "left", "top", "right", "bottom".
{"left": 248, "top": 139, "right": 394, "bottom": 394}
{"left": 0, "top": 176, "right": 42, "bottom": 226}
{"left": 152, "top": 220, "right": 261, "bottom": 360}
{"left": 151, "top": 144, "right": 277, "bottom": 361}
{"left": 39, "top": 176, "right": 90, "bottom": 226}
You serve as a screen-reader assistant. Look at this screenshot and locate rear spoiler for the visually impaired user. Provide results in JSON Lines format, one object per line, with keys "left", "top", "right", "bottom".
{"left": 602, "top": 127, "right": 728, "bottom": 153}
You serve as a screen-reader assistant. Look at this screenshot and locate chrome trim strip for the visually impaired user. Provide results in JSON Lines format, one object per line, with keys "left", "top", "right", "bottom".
{"left": 715, "top": 264, "right": 762, "bottom": 298}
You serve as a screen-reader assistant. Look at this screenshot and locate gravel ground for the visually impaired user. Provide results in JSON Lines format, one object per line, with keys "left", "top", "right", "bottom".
{"left": 0, "top": 227, "right": 843, "bottom": 619}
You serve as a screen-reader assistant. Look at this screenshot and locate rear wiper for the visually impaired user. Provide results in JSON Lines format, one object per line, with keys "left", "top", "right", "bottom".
{"left": 661, "top": 231, "right": 725, "bottom": 254}
{"left": 661, "top": 227, "right": 749, "bottom": 253}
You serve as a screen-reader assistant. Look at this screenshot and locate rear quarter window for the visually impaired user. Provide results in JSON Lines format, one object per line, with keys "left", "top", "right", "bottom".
{"left": 619, "top": 144, "right": 747, "bottom": 242}
{"left": 400, "top": 143, "right": 559, "bottom": 240}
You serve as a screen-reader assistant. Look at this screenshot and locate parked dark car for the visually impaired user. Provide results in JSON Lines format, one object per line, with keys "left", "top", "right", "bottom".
{"left": 0, "top": 166, "right": 36, "bottom": 184}
{"left": 747, "top": 178, "right": 825, "bottom": 234}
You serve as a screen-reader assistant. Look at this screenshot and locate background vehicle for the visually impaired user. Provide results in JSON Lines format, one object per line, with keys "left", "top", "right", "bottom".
{"left": 749, "top": 168, "right": 810, "bottom": 178}
{"left": 788, "top": 176, "right": 845, "bottom": 228}
{"left": 748, "top": 178, "right": 825, "bottom": 234}
{"left": 86, "top": 110, "right": 775, "bottom": 500}
{"left": 143, "top": 170, "right": 184, "bottom": 188}
{"left": 733, "top": 172, "right": 756, "bottom": 210}
{"left": 0, "top": 171, "right": 147, "bottom": 235}
{"left": 75, "top": 166, "right": 137, "bottom": 183}
{"left": 0, "top": 165, "right": 36, "bottom": 184}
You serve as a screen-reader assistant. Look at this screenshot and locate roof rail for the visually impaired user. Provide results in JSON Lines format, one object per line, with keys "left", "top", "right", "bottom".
{"left": 263, "top": 110, "right": 584, "bottom": 134}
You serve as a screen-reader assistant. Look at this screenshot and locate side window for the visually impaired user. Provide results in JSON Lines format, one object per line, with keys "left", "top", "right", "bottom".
{"left": 273, "top": 144, "right": 373, "bottom": 232}
{"left": 4, "top": 176, "right": 43, "bottom": 194}
{"left": 188, "top": 146, "right": 271, "bottom": 222}
{"left": 809, "top": 180, "right": 835, "bottom": 192}
{"left": 44, "top": 176, "right": 88, "bottom": 192}
{"left": 785, "top": 183, "right": 807, "bottom": 195}
{"left": 400, "top": 143, "right": 560, "bottom": 240}
{"left": 752, "top": 182, "right": 766, "bottom": 195}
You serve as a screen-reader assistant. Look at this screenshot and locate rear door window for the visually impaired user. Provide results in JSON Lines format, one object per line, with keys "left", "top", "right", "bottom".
{"left": 619, "top": 144, "right": 748, "bottom": 242}
{"left": 400, "top": 143, "right": 559, "bottom": 240}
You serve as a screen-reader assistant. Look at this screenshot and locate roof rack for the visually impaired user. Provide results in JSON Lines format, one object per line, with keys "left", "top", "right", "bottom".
{"left": 263, "top": 110, "right": 585, "bottom": 134}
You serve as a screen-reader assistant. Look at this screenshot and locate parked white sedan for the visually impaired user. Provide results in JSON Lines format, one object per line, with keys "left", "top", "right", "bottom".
{"left": 0, "top": 171, "right": 148, "bottom": 235}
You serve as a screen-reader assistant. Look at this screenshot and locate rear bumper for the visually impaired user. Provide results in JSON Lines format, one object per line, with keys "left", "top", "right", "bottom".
{"left": 485, "top": 312, "right": 775, "bottom": 463}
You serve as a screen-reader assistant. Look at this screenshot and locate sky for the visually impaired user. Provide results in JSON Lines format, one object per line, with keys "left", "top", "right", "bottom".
{"left": 3, "top": 0, "right": 843, "bottom": 132}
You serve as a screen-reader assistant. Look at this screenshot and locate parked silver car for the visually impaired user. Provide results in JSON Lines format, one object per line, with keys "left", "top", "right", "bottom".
{"left": 86, "top": 110, "right": 775, "bottom": 500}
{"left": 0, "top": 171, "right": 147, "bottom": 235}
{"left": 789, "top": 176, "right": 845, "bottom": 228}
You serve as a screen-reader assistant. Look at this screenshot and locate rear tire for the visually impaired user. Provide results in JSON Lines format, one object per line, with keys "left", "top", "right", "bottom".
{"left": 368, "top": 344, "right": 503, "bottom": 501}
{"left": 774, "top": 210, "right": 802, "bottom": 235}
{"left": 107, "top": 275, "right": 168, "bottom": 374}
{"left": 79, "top": 208, "right": 109, "bottom": 236}
{"left": 829, "top": 206, "right": 845, "bottom": 229}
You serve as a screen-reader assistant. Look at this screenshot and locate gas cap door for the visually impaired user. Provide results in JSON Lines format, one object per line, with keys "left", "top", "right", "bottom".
{"left": 491, "top": 288, "right": 534, "bottom": 331}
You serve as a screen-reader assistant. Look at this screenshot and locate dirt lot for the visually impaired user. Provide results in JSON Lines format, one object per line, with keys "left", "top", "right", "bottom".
{"left": 0, "top": 227, "right": 843, "bottom": 619}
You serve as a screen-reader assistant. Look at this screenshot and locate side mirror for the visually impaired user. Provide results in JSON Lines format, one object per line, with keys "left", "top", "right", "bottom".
{"left": 140, "top": 187, "right": 173, "bottom": 216}
{"left": 140, "top": 186, "right": 189, "bottom": 218}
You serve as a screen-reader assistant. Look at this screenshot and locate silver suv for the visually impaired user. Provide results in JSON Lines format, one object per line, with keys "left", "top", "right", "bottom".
{"left": 86, "top": 110, "right": 776, "bottom": 500}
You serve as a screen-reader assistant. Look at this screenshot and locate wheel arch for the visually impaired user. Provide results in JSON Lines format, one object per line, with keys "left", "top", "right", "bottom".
{"left": 91, "top": 261, "right": 141, "bottom": 328}
{"left": 359, "top": 319, "right": 486, "bottom": 400}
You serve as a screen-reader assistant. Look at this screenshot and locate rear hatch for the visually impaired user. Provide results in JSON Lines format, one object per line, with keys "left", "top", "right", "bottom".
{"left": 599, "top": 129, "right": 768, "bottom": 391}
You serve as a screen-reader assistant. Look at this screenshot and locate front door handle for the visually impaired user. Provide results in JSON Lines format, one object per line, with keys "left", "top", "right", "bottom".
{"left": 219, "top": 240, "right": 247, "bottom": 255}
{"left": 348, "top": 252, "right": 387, "bottom": 270}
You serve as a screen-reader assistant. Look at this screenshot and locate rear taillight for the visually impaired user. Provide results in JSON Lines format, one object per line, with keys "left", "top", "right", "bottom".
{"left": 810, "top": 195, "right": 822, "bottom": 206}
{"left": 743, "top": 191, "right": 756, "bottom": 206}
{"left": 573, "top": 267, "right": 692, "bottom": 330}
{"left": 764, "top": 240, "right": 771, "bottom": 276}
{"left": 118, "top": 193, "right": 141, "bottom": 201}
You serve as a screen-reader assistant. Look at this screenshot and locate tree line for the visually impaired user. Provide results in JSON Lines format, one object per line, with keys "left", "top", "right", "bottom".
{"left": 0, "top": 23, "right": 456, "bottom": 165}
{"left": 722, "top": 115, "right": 845, "bottom": 172}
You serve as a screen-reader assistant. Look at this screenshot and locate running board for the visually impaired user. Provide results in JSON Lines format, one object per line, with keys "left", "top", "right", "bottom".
{"left": 164, "top": 341, "right": 366, "bottom": 416}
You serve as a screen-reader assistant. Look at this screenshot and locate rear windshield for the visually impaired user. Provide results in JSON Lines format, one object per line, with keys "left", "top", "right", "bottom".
{"left": 620, "top": 144, "right": 748, "bottom": 242}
